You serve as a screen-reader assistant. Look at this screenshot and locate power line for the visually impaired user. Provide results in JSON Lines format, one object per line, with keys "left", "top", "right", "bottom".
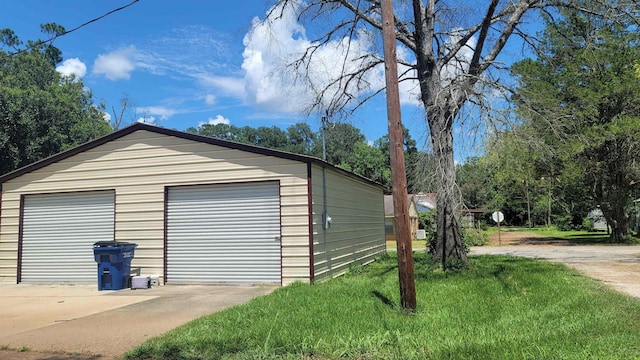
{"left": 4, "top": 0, "right": 140, "bottom": 58}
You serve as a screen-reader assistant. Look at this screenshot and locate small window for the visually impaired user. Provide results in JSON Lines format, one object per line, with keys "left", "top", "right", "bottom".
{"left": 385, "top": 220, "right": 394, "bottom": 234}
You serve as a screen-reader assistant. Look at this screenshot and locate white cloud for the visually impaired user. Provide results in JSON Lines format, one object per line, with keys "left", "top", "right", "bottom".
{"left": 56, "top": 58, "right": 87, "bottom": 78}
{"left": 137, "top": 116, "right": 157, "bottom": 124}
{"left": 440, "top": 29, "right": 477, "bottom": 86}
{"left": 204, "top": 94, "right": 216, "bottom": 105}
{"left": 236, "top": 5, "right": 478, "bottom": 113}
{"left": 241, "top": 2, "right": 383, "bottom": 113}
{"left": 137, "top": 106, "right": 178, "bottom": 120}
{"left": 92, "top": 26, "right": 232, "bottom": 85}
{"left": 199, "top": 75, "right": 245, "bottom": 98}
{"left": 102, "top": 112, "right": 112, "bottom": 123}
{"left": 198, "top": 114, "right": 230, "bottom": 127}
{"left": 93, "top": 46, "right": 137, "bottom": 80}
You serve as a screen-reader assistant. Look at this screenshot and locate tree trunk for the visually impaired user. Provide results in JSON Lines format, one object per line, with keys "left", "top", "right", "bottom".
{"left": 602, "top": 204, "right": 629, "bottom": 242}
{"left": 594, "top": 159, "right": 631, "bottom": 243}
{"left": 525, "top": 181, "right": 532, "bottom": 228}
{"left": 429, "top": 108, "right": 467, "bottom": 264}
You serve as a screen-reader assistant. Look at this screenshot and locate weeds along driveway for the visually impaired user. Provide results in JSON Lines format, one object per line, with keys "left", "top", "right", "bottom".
{"left": 472, "top": 243, "right": 640, "bottom": 299}
{"left": 0, "top": 284, "right": 275, "bottom": 359}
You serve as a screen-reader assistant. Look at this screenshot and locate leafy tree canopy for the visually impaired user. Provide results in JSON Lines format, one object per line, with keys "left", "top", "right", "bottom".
{"left": 187, "top": 121, "right": 424, "bottom": 194}
{"left": 0, "top": 25, "right": 111, "bottom": 175}
{"left": 508, "top": 7, "right": 640, "bottom": 240}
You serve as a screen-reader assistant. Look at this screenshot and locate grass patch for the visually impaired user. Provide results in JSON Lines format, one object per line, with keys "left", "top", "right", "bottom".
{"left": 526, "top": 227, "right": 639, "bottom": 244}
{"left": 127, "top": 253, "right": 640, "bottom": 360}
{"left": 487, "top": 226, "right": 640, "bottom": 245}
{"left": 529, "top": 227, "right": 609, "bottom": 241}
{"left": 386, "top": 240, "right": 427, "bottom": 251}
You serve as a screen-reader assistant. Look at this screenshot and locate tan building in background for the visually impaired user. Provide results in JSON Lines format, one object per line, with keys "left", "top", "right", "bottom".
{"left": 0, "top": 123, "right": 385, "bottom": 286}
{"left": 383, "top": 195, "right": 419, "bottom": 242}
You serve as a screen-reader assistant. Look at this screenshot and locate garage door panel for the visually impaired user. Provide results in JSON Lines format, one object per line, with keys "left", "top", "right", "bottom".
{"left": 21, "top": 191, "right": 115, "bottom": 283}
{"left": 167, "top": 182, "right": 281, "bottom": 284}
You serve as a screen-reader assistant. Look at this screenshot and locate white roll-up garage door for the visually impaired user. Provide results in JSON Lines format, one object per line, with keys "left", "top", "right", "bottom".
{"left": 166, "top": 182, "right": 281, "bottom": 284}
{"left": 20, "top": 191, "right": 115, "bottom": 283}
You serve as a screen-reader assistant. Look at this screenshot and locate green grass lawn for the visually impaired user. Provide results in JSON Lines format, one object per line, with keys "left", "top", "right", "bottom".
{"left": 386, "top": 240, "right": 427, "bottom": 251}
{"left": 495, "top": 226, "right": 640, "bottom": 244}
{"left": 529, "top": 227, "right": 612, "bottom": 243}
{"left": 126, "top": 253, "right": 640, "bottom": 360}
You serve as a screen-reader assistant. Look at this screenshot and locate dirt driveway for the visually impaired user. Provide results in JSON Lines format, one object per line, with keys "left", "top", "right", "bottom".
{"left": 0, "top": 284, "right": 275, "bottom": 359}
{"left": 471, "top": 231, "right": 640, "bottom": 298}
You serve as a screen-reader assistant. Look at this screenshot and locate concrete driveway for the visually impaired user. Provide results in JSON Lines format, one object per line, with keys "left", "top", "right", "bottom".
{"left": 0, "top": 284, "right": 276, "bottom": 359}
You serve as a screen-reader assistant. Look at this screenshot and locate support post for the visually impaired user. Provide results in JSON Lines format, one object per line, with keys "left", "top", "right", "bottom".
{"left": 381, "top": 0, "right": 416, "bottom": 312}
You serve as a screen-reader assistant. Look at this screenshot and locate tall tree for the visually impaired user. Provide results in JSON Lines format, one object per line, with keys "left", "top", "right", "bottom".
{"left": 187, "top": 122, "right": 238, "bottom": 140}
{"left": 511, "top": 6, "right": 640, "bottom": 240}
{"left": 456, "top": 156, "right": 497, "bottom": 213}
{"left": 375, "top": 126, "right": 420, "bottom": 193}
{"left": 189, "top": 120, "right": 424, "bottom": 193}
{"left": 285, "top": 123, "right": 316, "bottom": 155}
{"left": 263, "top": 0, "right": 639, "bottom": 262}
{"left": 312, "top": 122, "right": 366, "bottom": 166}
{"left": 109, "top": 93, "right": 137, "bottom": 130}
{"left": 0, "top": 25, "right": 111, "bottom": 175}
{"left": 340, "top": 141, "right": 390, "bottom": 189}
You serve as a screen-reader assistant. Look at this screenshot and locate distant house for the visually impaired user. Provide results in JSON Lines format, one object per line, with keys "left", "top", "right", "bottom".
{"left": 384, "top": 195, "right": 419, "bottom": 241}
{"left": 412, "top": 192, "right": 437, "bottom": 213}
{"left": 587, "top": 208, "right": 608, "bottom": 231}
{"left": 460, "top": 209, "right": 485, "bottom": 229}
{"left": 412, "top": 192, "right": 483, "bottom": 229}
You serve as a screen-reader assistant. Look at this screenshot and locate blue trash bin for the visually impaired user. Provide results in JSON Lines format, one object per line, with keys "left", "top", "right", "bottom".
{"left": 93, "top": 241, "right": 138, "bottom": 290}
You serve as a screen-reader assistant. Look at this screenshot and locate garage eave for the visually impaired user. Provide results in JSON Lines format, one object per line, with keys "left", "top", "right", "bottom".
{"left": 0, "top": 123, "right": 383, "bottom": 189}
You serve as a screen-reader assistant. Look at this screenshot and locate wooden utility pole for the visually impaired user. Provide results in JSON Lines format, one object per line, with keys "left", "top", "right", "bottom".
{"left": 380, "top": 0, "right": 416, "bottom": 312}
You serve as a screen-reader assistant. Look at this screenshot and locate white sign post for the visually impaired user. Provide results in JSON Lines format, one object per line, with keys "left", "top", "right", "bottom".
{"left": 492, "top": 211, "right": 504, "bottom": 245}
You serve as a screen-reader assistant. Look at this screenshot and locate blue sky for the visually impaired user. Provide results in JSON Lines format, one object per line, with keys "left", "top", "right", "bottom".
{"left": 2, "top": 0, "right": 524, "bottom": 161}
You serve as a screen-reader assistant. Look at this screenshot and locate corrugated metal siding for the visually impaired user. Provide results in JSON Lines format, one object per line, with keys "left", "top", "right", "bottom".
{"left": 21, "top": 191, "right": 114, "bottom": 283}
{"left": 0, "top": 130, "right": 310, "bottom": 284}
{"left": 166, "top": 182, "right": 281, "bottom": 284}
{"left": 311, "top": 165, "right": 385, "bottom": 281}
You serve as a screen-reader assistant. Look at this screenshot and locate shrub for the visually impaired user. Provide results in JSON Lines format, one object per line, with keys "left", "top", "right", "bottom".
{"left": 462, "top": 228, "right": 489, "bottom": 247}
{"left": 554, "top": 214, "right": 574, "bottom": 231}
{"left": 476, "top": 220, "right": 489, "bottom": 231}
{"left": 418, "top": 211, "right": 436, "bottom": 231}
{"left": 621, "top": 235, "right": 640, "bottom": 244}
{"left": 581, "top": 217, "right": 595, "bottom": 232}
{"left": 426, "top": 228, "right": 489, "bottom": 258}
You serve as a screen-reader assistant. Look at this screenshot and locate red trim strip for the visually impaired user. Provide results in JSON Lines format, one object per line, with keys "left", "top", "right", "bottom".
{"left": 17, "top": 195, "right": 24, "bottom": 284}
{"left": 277, "top": 180, "right": 283, "bottom": 286}
{"left": 307, "top": 163, "right": 315, "bottom": 283}
{"left": 163, "top": 186, "right": 169, "bottom": 285}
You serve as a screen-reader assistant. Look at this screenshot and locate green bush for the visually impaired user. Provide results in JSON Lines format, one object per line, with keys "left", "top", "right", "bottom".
{"left": 418, "top": 211, "right": 436, "bottom": 229}
{"left": 426, "top": 228, "right": 488, "bottom": 259}
{"left": 476, "top": 220, "right": 489, "bottom": 231}
{"left": 554, "top": 214, "right": 574, "bottom": 231}
{"left": 621, "top": 235, "right": 640, "bottom": 244}
{"left": 461, "top": 228, "right": 489, "bottom": 247}
{"left": 581, "top": 217, "right": 595, "bottom": 232}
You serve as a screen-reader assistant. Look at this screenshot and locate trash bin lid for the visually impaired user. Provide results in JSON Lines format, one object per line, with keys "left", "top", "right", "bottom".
{"left": 93, "top": 241, "right": 136, "bottom": 247}
{"left": 94, "top": 241, "right": 117, "bottom": 247}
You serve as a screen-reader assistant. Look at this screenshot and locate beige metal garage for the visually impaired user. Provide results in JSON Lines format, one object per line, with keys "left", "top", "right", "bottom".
{"left": 0, "top": 123, "right": 385, "bottom": 285}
